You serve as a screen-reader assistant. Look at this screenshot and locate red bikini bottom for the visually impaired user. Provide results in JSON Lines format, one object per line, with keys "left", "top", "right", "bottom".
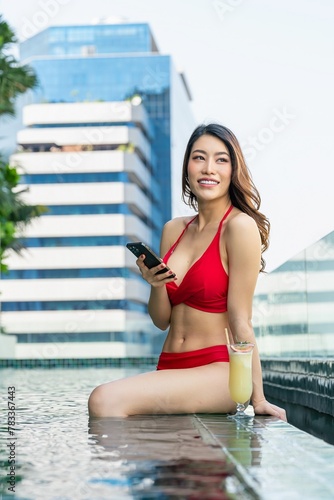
{"left": 156, "top": 345, "right": 229, "bottom": 370}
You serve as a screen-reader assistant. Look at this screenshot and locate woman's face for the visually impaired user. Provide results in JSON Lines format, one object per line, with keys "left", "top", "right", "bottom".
{"left": 187, "top": 134, "right": 232, "bottom": 204}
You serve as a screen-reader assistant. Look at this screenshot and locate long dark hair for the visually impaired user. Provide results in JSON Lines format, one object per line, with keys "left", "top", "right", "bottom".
{"left": 181, "top": 123, "right": 270, "bottom": 272}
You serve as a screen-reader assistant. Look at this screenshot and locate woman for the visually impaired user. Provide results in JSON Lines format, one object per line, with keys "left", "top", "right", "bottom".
{"left": 88, "top": 123, "right": 286, "bottom": 421}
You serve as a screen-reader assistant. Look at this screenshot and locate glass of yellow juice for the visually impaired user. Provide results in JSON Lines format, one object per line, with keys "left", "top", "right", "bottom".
{"left": 227, "top": 343, "right": 254, "bottom": 418}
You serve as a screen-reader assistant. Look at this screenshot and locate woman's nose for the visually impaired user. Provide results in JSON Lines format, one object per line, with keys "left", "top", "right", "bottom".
{"left": 202, "top": 159, "right": 216, "bottom": 174}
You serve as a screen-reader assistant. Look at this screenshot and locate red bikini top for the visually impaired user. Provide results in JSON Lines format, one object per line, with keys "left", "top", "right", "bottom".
{"left": 163, "top": 205, "right": 233, "bottom": 313}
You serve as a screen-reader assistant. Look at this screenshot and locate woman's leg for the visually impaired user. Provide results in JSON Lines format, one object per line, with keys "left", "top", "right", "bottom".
{"left": 88, "top": 362, "right": 235, "bottom": 417}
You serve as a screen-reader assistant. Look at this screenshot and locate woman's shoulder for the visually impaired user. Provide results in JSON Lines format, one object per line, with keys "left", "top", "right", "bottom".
{"left": 161, "top": 215, "right": 197, "bottom": 247}
{"left": 225, "top": 209, "right": 260, "bottom": 241}
{"left": 229, "top": 208, "right": 256, "bottom": 224}
{"left": 164, "top": 215, "right": 196, "bottom": 231}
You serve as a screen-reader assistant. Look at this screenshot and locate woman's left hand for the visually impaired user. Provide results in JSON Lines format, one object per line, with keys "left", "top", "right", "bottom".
{"left": 253, "top": 399, "right": 287, "bottom": 421}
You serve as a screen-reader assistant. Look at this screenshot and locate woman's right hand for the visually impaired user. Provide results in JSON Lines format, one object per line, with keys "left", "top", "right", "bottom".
{"left": 136, "top": 255, "right": 177, "bottom": 288}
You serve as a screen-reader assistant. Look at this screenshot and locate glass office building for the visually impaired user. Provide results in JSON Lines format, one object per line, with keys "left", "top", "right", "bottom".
{"left": 253, "top": 230, "right": 334, "bottom": 357}
{"left": 0, "top": 23, "right": 194, "bottom": 360}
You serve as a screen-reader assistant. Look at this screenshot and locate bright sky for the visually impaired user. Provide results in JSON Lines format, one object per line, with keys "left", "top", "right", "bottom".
{"left": 1, "top": 0, "right": 334, "bottom": 271}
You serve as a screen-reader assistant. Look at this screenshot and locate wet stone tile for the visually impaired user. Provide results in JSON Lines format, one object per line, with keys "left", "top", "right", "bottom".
{"left": 88, "top": 415, "right": 243, "bottom": 498}
{"left": 194, "top": 414, "right": 334, "bottom": 499}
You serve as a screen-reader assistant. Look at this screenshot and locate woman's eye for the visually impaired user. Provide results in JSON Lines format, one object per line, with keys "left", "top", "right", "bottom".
{"left": 217, "top": 158, "right": 228, "bottom": 162}
{"left": 193, "top": 155, "right": 204, "bottom": 160}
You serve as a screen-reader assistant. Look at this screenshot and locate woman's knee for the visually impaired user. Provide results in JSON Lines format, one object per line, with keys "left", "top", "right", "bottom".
{"left": 88, "top": 384, "right": 106, "bottom": 417}
{"left": 88, "top": 382, "right": 127, "bottom": 417}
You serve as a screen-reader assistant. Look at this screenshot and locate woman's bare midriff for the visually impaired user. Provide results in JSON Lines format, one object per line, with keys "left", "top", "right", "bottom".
{"left": 162, "top": 303, "right": 229, "bottom": 353}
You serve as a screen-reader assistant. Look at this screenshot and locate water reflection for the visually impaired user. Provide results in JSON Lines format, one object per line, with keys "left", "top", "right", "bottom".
{"left": 0, "top": 368, "right": 257, "bottom": 499}
{"left": 199, "top": 414, "right": 262, "bottom": 470}
{"left": 88, "top": 415, "right": 237, "bottom": 498}
{"left": 223, "top": 417, "right": 262, "bottom": 467}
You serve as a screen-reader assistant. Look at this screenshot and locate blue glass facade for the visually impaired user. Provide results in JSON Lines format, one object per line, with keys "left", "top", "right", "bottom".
{"left": 2, "top": 300, "right": 146, "bottom": 313}
{"left": 20, "top": 235, "right": 130, "bottom": 248}
{"left": 21, "top": 24, "right": 157, "bottom": 60}
{"left": 2, "top": 268, "right": 140, "bottom": 280}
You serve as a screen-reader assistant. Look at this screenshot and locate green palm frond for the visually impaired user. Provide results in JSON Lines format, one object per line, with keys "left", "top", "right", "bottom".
{"left": 0, "top": 16, "right": 38, "bottom": 117}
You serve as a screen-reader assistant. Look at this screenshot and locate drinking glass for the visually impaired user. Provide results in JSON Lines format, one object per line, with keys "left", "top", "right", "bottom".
{"left": 227, "top": 343, "right": 254, "bottom": 418}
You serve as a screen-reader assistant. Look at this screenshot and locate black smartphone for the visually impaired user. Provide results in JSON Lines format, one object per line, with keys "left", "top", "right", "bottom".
{"left": 126, "top": 242, "right": 175, "bottom": 276}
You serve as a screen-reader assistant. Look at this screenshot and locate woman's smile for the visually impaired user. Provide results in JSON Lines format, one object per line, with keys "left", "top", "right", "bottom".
{"left": 198, "top": 177, "right": 220, "bottom": 187}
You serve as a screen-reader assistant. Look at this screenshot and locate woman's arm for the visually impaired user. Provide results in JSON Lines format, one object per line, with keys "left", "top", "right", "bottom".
{"left": 137, "top": 220, "right": 177, "bottom": 331}
{"left": 147, "top": 287, "right": 172, "bottom": 331}
{"left": 226, "top": 213, "right": 286, "bottom": 420}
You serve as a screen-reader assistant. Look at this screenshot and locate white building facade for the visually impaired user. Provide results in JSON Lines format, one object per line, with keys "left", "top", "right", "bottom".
{"left": 2, "top": 102, "right": 157, "bottom": 359}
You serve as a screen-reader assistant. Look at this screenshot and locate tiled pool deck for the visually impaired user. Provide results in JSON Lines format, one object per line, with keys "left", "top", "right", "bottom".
{"left": 1, "top": 365, "right": 333, "bottom": 498}
{"left": 194, "top": 412, "right": 334, "bottom": 499}
{"left": 89, "top": 410, "right": 334, "bottom": 499}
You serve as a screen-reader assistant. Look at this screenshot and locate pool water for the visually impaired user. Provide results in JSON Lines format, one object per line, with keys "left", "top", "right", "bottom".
{"left": 0, "top": 368, "right": 240, "bottom": 499}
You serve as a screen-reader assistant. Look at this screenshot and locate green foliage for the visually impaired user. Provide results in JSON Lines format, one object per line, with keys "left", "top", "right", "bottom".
{"left": 0, "top": 160, "right": 47, "bottom": 272}
{"left": 0, "top": 15, "right": 38, "bottom": 117}
{"left": 0, "top": 17, "right": 44, "bottom": 274}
